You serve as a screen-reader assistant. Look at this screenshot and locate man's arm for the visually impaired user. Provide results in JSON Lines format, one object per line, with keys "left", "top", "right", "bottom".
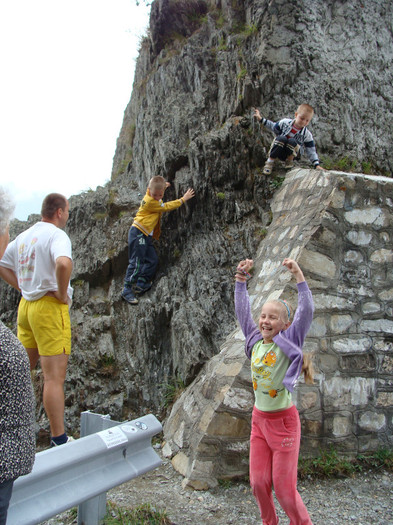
{"left": 53, "top": 256, "right": 72, "bottom": 304}
{"left": 0, "top": 266, "right": 20, "bottom": 291}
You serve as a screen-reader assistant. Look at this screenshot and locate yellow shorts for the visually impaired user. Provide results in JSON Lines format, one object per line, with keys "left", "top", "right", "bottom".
{"left": 17, "top": 296, "right": 71, "bottom": 356}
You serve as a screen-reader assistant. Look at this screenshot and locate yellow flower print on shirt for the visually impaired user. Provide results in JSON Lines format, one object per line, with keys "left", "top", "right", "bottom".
{"left": 262, "top": 387, "right": 284, "bottom": 398}
{"left": 263, "top": 350, "right": 277, "bottom": 367}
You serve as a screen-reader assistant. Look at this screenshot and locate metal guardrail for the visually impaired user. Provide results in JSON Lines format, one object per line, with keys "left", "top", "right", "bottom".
{"left": 7, "top": 413, "right": 162, "bottom": 525}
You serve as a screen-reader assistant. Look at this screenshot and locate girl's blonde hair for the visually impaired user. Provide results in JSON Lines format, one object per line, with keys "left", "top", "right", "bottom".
{"left": 301, "top": 354, "right": 315, "bottom": 384}
{"left": 269, "top": 299, "right": 293, "bottom": 323}
{"left": 269, "top": 299, "right": 315, "bottom": 384}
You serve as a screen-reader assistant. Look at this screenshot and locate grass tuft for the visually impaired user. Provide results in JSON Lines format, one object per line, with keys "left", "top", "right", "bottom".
{"left": 105, "top": 501, "right": 171, "bottom": 524}
{"left": 269, "top": 176, "right": 285, "bottom": 190}
{"left": 298, "top": 446, "right": 393, "bottom": 480}
{"left": 161, "top": 375, "right": 185, "bottom": 409}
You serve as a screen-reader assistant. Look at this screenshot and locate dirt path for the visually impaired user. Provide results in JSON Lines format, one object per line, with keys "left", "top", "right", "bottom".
{"left": 45, "top": 449, "right": 393, "bottom": 525}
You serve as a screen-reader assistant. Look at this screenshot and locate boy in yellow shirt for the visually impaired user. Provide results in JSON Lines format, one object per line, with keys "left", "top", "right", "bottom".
{"left": 122, "top": 176, "right": 195, "bottom": 305}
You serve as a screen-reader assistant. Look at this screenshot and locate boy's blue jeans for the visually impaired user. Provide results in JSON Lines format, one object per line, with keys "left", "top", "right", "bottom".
{"left": 124, "top": 226, "right": 158, "bottom": 288}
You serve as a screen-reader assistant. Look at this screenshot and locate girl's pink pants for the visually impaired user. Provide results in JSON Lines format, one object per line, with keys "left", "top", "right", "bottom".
{"left": 250, "top": 405, "right": 313, "bottom": 525}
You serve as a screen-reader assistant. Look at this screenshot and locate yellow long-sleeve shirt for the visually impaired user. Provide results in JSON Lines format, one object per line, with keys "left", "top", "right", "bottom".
{"left": 132, "top": 189, "right": 184, "bottom": 240}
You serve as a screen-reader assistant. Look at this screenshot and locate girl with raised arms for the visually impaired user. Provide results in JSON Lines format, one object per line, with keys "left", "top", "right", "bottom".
{"left": 235, "top": 257, "right": 314, "bottom": 525}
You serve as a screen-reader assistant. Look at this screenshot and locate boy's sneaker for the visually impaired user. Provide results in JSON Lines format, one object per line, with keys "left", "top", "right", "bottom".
{"left": 121, "top": 289, "right": 139, "bottom": 305}
{"left": 135, "top": 281, "right": 152, "bottom": 295}
{"left": 263, "top": 161, "right": 274, "bottom": 175}
{"left": 285, "top": 159, "right": 294, "bottom": 169}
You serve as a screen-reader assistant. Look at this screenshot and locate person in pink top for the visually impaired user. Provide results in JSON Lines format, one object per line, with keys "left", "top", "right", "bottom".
{"left": 235, "top": 258, "right": 314, "bottom": 525}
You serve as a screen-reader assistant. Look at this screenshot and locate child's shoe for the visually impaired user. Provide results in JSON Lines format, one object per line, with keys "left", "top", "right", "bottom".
{"left": 263, "top": 161, "right": 274, "bottom": 175}
{"left": 121, "top": 289, "right": 139, "bottom": 305}
{"left": 135, "top": 281, "right": 152, "bottom": 295}
{"left": 285, "top": 159, "right": 294, "bottom": 169}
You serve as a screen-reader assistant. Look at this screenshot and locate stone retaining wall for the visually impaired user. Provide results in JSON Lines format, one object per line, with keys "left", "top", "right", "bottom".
{"left": 163, "top": 168, "right": 393, "bottom": 489}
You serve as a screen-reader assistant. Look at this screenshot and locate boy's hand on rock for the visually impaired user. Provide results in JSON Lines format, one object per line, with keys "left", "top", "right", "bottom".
{"left": 253, "top": 108, "right": 262, "bottom": 121}
{"left": 182, "top": 188, "right": 195, "bottom": 201}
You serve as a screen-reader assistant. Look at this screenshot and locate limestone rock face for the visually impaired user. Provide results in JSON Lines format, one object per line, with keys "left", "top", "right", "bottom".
{"left": 113, "top": 0, "right": 393, "bottom": 180}
{"left": 0, "top": 0, "right": 392, "bottom": 455}
{"left": 149, "top": 0, "right": 208, "bottom": 56}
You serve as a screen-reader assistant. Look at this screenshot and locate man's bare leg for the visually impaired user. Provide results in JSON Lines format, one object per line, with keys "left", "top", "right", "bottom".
{"left": 40, "top": 353, "right": 69, "bottom": 437}
{"left": 26, "top": 347, "right": 39, "bottom": 370}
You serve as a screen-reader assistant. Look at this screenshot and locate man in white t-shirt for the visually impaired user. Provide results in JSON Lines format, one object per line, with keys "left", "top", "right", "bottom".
{"left": 0, "top": 193, "right": 74, "bottom": 447}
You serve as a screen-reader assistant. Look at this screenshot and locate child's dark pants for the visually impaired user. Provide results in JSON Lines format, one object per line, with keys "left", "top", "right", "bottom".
{"left": 269, "top": 135, "right": 300, "bottom": 161}
{"left": 124, "top": 226, "right": 158, "bottom": 287}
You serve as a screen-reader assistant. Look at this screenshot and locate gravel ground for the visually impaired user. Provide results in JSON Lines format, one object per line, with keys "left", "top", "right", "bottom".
{"left": 44, "top": 449, "right": 393, "bottom": 525}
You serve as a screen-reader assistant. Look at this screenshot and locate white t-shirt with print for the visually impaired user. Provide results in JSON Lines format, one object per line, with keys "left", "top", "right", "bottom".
{"left": 0, "top": 222, "right": 73, "bottom": 302}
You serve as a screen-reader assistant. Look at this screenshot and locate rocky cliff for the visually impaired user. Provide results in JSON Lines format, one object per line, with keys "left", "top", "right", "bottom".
{"left": 1, "top": 0, "right": 392, "bottom": 460}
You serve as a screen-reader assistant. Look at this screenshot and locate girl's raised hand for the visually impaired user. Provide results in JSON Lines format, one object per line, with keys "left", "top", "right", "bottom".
{"left": 282, "top": 258, "right": 305, "bottom": 283}
{"left": 239, "top": 259, "right": 253, "bottom": 272}
{"left": 235, "top": 259, "right": 254, "bottom": 281}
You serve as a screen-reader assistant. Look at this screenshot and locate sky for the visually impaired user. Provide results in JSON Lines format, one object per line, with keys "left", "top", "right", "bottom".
{"left": 0, "top": 0, "right": 150, "bottom": 220}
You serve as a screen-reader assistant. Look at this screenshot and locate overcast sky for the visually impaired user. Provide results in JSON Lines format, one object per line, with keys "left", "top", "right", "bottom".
{"left": 0, "top": 0, "right": 150, "bottom": 220}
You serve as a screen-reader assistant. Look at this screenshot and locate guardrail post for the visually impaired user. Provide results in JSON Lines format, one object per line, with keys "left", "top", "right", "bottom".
{"left": 78, "top": 411, "right": 121, "bottom": 525}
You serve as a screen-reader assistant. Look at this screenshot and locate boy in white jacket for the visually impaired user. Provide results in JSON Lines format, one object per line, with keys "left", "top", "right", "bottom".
{"left": 254, "top": 103, "right": 324, "bottom": 175}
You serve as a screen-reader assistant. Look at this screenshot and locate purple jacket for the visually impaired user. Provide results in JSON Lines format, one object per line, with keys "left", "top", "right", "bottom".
{"left": 235, "top": 281, "right": 314, "bottom": 392}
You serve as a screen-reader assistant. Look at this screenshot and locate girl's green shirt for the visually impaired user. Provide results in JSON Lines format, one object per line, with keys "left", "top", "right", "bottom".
{"left": 251, "top": 340, "right": 292, "bottom": 411}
